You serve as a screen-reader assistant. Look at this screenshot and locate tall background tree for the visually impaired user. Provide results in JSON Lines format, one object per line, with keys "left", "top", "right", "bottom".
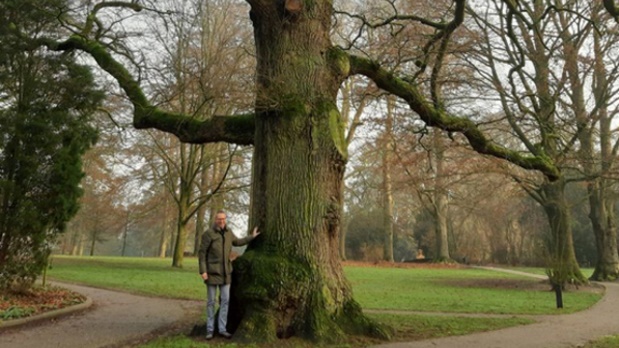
{"left": 467, "top": 0, "right": 619, "bottom": 283}
{"left": 141, "top": 0, "right": 254, "bottom": 267}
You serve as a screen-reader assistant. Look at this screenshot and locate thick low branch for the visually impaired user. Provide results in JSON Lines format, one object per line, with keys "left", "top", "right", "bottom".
{"left": 347, "top": 52, "right": 560, "bottom": 180}
{"left": 604, "top": 0, "right": 619, "bottom": 17}
{"left": 137, "top": 112, "right": 255, "bottom": 145}
{"left": 41, "top": 35, "right": 254, "bottom": 145}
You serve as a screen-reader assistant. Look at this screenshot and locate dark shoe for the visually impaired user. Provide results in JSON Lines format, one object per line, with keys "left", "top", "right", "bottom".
{"left": 206, "top": 332, "right": 214, "bottom": 340}
{"left": 219, "top": 331, "right": 232, "bottom": 339}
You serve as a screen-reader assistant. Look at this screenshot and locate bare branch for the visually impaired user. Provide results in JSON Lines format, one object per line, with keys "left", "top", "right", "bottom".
{"left": 82, "top": 1, "right": 143, "bottom": 36}
{"left": 347, "top": 52, "right": 560, "bottom": 180}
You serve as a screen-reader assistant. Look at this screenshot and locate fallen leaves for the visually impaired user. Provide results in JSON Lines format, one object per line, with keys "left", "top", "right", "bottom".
{"left": 1, "top": 286, "right": 86, "bottom": 320}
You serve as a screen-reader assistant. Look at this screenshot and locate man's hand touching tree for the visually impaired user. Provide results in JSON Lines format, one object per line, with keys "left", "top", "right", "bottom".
{"left": 251, "top": 227, "right": 260, "bottom": 239}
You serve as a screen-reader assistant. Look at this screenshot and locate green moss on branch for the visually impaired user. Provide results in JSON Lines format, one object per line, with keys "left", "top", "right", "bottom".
{"left": 43, "top": 35, "right": 255, "bottom": 145}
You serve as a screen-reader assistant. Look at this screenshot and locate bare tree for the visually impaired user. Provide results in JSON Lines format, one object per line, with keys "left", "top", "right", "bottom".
{"left": 561, "top": 2, "right": 619, "bottom": 280}
{"left": 465, "top": 0, "right": 614, "bottom": 283}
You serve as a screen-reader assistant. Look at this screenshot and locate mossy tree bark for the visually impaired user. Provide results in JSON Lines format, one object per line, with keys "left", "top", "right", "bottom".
{"left": 588, "top": 181, "right": 619, "bottom": 281}
{"left": 172, "top": 191, "right": 191, "bottom": 267}
{"left": 539, "top": 179, "right": 587, "bottom": 284}
{"left": 226, "top": 1, "right": 385, "bottom": 343}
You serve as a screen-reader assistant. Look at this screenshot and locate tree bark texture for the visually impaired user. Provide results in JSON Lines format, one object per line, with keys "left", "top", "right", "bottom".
{"left": 588, "top": 180, "right": 619, "bottom": 281}
{"left": 226, "top": 2, "right": 385, "bottom": 342}
{"left": 194, "top": 158, "right": 212, "bottom": 256}
{"left": 382, "top": 97, "right": 395, "bottom": 262}
{"left": 432, "top": 131, "right": 450, "bottom": 261}
{"left": 158, "top": 191, "right": 170, "bottom": 258}
{"left": 172, "top": 181, "right": 191, "bottom": 267}
{"left": 540, "top": 179, "right": 587, "bottom": 284}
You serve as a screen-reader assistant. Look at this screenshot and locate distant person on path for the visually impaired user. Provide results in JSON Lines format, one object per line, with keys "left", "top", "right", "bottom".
{"left": 198, "top": 210, "right": 260, "bottom": 340}
{"left": 416, "top": 249, "right": 425, "bottom": 260}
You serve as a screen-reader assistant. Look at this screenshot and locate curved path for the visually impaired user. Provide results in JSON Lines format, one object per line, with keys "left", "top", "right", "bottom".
{"left": 372, "top": 267, "right": 619, "bottom": 348}
{"left": 0, "top": 282, "right": 202, "bottom": 348}
{"left": 2, "top": 268, "right": 618, "bottom": 348}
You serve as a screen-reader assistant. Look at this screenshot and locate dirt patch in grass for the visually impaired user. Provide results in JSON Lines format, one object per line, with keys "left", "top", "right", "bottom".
{"left": 0, "top": 285, "right": 86, "bottom": 321}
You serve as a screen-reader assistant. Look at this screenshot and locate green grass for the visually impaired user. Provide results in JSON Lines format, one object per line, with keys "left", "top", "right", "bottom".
{"left": 347, "top": 266, "right": 600, "bottom": 314}
{"left": 137, "top": 313, "right": 534, "bottom": 348}
{"left": 48, "top": 256, "right": 204, "bottom": 300}
{"left": 366, "top": 312, "right": 532, "bottom": 340}
{"left": 583, "top": 335, "right": 619, "bottom": 348}
{"left": 140, "top": 336, "right": 259, "bottom": 348}
{"left": 48, "top": 256, "right": 601, "bottom": 315}
{"left": 46, "top": 256, "right": 603, "bottom": 347}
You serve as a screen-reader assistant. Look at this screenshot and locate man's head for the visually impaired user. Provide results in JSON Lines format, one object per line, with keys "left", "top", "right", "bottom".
{"left": 215, "top": 211, "right": 227, "bottom": 230}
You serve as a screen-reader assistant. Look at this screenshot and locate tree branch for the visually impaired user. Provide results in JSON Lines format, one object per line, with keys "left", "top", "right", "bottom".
{"left": 604, "top": 0, "right": 619, "bottom": 18}
{"left": 39, "top": 35, "right": 254, "bottom": 145}
{"left": 82, "top": 1, "right": 143, "bottom": 36}
{"left": 347, "top": 52, "right": 560, "bottom": 180}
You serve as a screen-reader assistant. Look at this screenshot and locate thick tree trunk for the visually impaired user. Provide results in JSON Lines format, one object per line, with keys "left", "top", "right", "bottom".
{"left": 157, "top": 186, "right": 170, "bottom": 258}
{"left": 89, "top": 231, "right": 96, "bottom": 256}
{"left": 432, "top": 131, "right": 450, "bottom": 261}
{"left": 540, "top": 179, "right": 587, "bottom": 284}
{"left": 158, "top": 228, "right": 168, "bottom": 258}
{"left": 121, "top": 212, "right": 129, "bottom": 257}
{"left": 77, "top": 234, "right": 84, "bottom": 256}
{"left": 434, "top": 194, "right": 450, "bottom": 261}
{"left": 382, "top": 97, "right": 395, "bottom": 262}
{"left": 193, "top": 161, "right": 211, "bottom": 256}
{"left": 228, "top": 2, "right": 386, "bottom": 343}
{"left": 172, "top": 191, "right": 191, "bottom": 267}
{"left": 70, "top": 230, "right": 81, "bottom": 256}
{"left": 588, "top": 180, "right": 619, "bottom": 281}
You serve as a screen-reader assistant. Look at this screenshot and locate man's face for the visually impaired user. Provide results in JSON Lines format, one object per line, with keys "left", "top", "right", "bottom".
{"left": 215, "top": 213, "right": 227, "bottom": 229}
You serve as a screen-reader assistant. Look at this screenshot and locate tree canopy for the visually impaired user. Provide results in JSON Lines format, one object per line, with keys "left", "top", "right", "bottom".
{"left": 0, "top": 0, "right": 103, "bottom": 291}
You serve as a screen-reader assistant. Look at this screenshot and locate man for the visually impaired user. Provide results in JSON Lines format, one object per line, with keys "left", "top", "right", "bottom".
{"left": 198, "top": 210, "right": 260, "bottom": 340}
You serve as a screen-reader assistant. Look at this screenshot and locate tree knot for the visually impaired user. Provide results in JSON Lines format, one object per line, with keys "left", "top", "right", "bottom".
{"left": 285, "top": 0, "right": 303, "bottom": 16}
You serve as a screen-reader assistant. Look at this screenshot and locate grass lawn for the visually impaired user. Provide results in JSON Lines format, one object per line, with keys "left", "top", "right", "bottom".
{"left": 347, "top": 265, "right": 600, "bottom": 314}
{"left": 583, "top": 335, "right": 619, "bottom": 348}
{"left": 138, "top": 313, "right": 533, "bottom": 348}
{"left": 47, "top": 256, "right": 203, "bottom": 300}
{"left": 37, "top": 256, "right": 603, "bottom": 347}
{"left": 46, "top": 256, "right": 601, "bottom": 315}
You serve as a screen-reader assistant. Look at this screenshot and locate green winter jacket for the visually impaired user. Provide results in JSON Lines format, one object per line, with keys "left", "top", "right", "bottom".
{"left": 198, "top": 225, "right": 254, "bottom": 285}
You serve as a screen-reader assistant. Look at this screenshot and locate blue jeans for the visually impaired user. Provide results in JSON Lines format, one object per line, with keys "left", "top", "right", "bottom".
{"left": 206, "top": 284, "right": 230, "bottom": 334}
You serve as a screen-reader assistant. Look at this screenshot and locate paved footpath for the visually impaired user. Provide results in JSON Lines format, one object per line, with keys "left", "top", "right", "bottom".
{"left": 373, "top": 267, "right": 619, "bottom": 348}
{"left": 0, "top": 282, "right": 202, "bottom": 348}
{"left": 2, "top": 269, "right": 618, "bottom": 348}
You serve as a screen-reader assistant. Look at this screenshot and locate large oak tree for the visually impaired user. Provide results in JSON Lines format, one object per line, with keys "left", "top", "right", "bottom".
{"left": 10, "top": 0, "right": 569, "bottom": 343}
